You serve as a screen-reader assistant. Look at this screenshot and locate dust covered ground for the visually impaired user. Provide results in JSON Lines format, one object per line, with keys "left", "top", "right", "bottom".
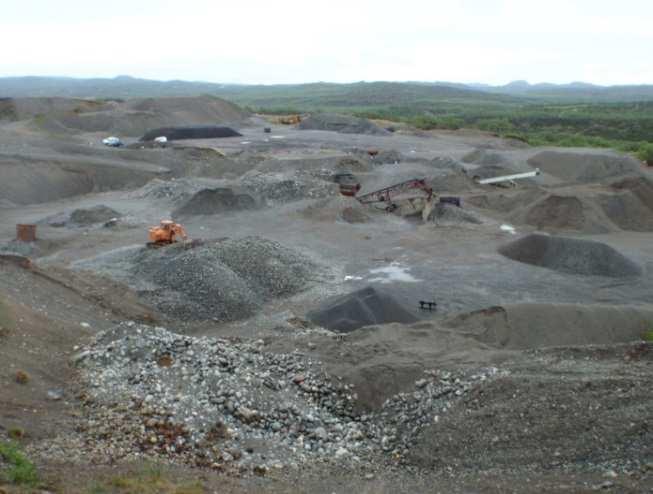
{"left": 1, "top": 97, "right": 653, "bottom": 493}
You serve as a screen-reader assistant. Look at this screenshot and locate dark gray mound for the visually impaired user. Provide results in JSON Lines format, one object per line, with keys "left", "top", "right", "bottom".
{"left": 70, "top": 205, "right": 121, "bottom": 225}
{"left": 498, "top": 233, "right": 642, "bottom": 277}
{"left": 129, "top": 237, "right": 318, "bottom": 321}
{"left": 141, "top": 126, "right": 241, "bottom": 141}
{"left": 307, "top": 286, "right": 418, "bottom": 332}
{"left": 298, "top": 113, "right": 389, "bottom": 136}
{"left": 173, "top": 188, "right": 257, "bottom": 217}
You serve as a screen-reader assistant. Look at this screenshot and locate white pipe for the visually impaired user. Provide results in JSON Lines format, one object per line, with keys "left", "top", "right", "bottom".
{"left": 477, "top": 168, "right": 541, "bottom": 185}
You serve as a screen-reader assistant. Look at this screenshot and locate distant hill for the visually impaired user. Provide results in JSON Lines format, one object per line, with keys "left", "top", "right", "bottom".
{"left": 1, "top": 75, "right": 652, "bottom": 108}
{"left": 0, "top": 76, "right": 515, "bottom": 107}
{"left": 466, "top": 80, "right": 653, "bottom": 102}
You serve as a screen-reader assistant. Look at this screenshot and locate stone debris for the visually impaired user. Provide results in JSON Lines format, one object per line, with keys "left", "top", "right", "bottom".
{"left": 73, "top": 322, "right": 501, "bottom": 473}
{"left": 76, "top": 236, "right": 323, "bottom": 323}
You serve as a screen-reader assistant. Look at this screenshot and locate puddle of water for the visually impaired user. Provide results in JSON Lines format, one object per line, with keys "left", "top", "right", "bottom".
{"left": 368, "top": 264, "right": 421, "bottom": 283}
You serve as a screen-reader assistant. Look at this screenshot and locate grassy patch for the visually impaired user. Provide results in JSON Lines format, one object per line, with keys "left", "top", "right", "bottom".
{"left": 643, "top": 329, "right": 653, "bottom": 342}
{"left": 0, "top": 441, "right": 39, "bottom": 487}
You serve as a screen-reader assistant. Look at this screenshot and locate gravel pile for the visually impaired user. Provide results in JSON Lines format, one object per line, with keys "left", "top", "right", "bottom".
{"left": 498, "top": 233, "right": 642, "bottom": 278}
{"left": 173, "top": 188, "right": 257, "bottom": 217}
{"left": 80, "top": 237, "right": 320, "bottom": 322}
{"left": 70, "top": 205, "right": 121, "bottom": 226}
{"left": 307, "top": 286, "right": 418, "bottom": 333}
{"left": 73, "top": 321, "right": 501, "bottom": 472}
{"left": 132, "top": 178, "right": 207, "bottom": 203}
{"left": 241, "top": 171, "right": 339, "bottom": 205}
{"left": 428, "top": 203, "right": 482, "bottom": 226}
{"left": 298, "top": 113, "right": 389, "bottom": 136}
{"left": 141, "top": 126, "right": 241, "bottom": 141}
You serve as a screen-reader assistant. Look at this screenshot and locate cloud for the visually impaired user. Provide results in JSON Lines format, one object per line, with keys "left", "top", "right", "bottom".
{"left": 1, "top": 0, "right": 651, "bottom": 84}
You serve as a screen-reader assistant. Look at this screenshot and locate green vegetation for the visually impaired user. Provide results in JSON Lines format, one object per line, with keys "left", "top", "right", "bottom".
{"left": 0, "top": 441, "right": 39, "bottom": 487}
{"left": 643, "top": 329, "right": 653, "bottom": 342}
{"left": 638, "top": 143, "right": 653, "bottom": 164}
{"left": 216, "top": 82, "right": 653, "bottom": 155}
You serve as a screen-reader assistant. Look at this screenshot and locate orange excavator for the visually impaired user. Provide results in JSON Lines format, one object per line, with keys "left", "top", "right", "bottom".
{"left": 147, "top": 220, "right": 188, "bottom": 247}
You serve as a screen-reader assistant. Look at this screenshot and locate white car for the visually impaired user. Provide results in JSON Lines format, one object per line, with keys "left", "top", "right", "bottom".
{"left": 102, "top": 136, "right": 123, "bottom": 147}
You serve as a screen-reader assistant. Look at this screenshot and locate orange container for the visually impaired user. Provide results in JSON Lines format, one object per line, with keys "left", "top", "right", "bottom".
{"left": 16, "top": 224, "right": 37, "bottom": 242}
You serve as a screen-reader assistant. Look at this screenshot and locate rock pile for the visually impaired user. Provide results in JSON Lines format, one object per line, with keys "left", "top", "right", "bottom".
{"left": 241, "top": 171, "right": 339, "bottom": 205}
{"left": 173, "top": 188, "right": 257, "bottom": 217}
{"left": 74, "top": 322, "right": 502, "bottom": 471}
{"left": 498, "top": 233, "right": 642, "bottom": 278}
{"left": 307, "top": 286, "right": 418, "bottom": 332}
{"left": 77, "top": 237, "right": 322, "bottom": 322}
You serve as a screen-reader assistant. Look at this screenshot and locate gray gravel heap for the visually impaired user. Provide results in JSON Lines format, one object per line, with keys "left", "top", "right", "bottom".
{"left": 241, "top": 171, "right": 338, "bottom": 205}
{"left": 499, "top": 233, "right": 642, "bottom": 278}
{"left": 130, "top": 237, "right": 320, "bottom": 321}
{"left": 74, "top": 322, "right": 501, "bottom": 472}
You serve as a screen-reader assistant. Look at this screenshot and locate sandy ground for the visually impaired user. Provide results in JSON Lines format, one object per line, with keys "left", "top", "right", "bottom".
{"left": 1, "top": 102, "right": 652, "bottom": 492}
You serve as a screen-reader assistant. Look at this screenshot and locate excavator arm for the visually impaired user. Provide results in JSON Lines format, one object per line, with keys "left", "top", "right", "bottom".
{"left": 172, "top": 224, "right": 188, "bottom": 241}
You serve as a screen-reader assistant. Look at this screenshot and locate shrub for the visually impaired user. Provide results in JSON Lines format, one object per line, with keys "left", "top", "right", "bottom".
{"left": 14, "top": 371, "right": 29, "bottom": 385}
{"left": 637, "top": 143, "right": 653, "bottom": 164}
{"left": 643, "top": 329, "right": 653, "bottom": 342}
{"left": 0, "top": 441, "right": 39, "bottom": 487}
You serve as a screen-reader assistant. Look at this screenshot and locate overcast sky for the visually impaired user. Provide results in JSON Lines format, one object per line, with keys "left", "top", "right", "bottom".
{"left": 1, "top": 0, "right": 652, "bottom": 85}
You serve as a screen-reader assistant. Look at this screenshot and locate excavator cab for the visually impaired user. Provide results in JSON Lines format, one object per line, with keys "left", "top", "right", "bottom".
{"left": 147, "top": 220, "right": 188, "bottom": 247}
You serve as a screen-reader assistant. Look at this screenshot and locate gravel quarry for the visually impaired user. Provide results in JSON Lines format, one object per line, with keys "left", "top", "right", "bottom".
{"left": 1, "top": 98, "right": 653, "bottom": 492}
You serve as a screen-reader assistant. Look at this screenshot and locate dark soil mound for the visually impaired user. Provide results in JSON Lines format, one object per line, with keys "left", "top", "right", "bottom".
{"left": 141, "top": 126, "right": 241, "bottom": 141}
{"left": 70, "top": 205, "right": 121, "bottom": 225}
{"left": 597, "top": 192, "right": 653, "bottom": 232}
{"left": 298, "top": 113, "right": 389, "bottom": 135}
{"left": 307, "top": 286, "right": 418, "bottom": 332}
{"left": 173, "top": 188, "right": 257, "bottom": 217}
{"left": 498, "top": 233, "right": 642, "bottom": 277}
{"left": 523, "top": 195, "right": 587, "bottom": 231}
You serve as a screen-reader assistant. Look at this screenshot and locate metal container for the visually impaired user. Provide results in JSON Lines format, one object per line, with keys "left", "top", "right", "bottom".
{"left": 16, "top": 224, "right": 37, "bottom": 242}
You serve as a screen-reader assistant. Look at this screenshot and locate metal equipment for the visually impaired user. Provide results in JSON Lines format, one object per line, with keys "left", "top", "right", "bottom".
{"left": 355, "top": 178, "right": 433, "bottom": 212}
{"left": 147, "top": 220, "right": 188, "bottom": 247}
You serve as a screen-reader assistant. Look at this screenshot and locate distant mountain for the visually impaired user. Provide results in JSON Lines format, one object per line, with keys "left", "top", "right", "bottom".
{"left": 1, "top": 76, "right": 652, "bottom": 104}
{"left": 464, "top": 80, "right": 653, "bottom": 101}
{"left": 0, "top": 76, "right": 516, "bottom": 107}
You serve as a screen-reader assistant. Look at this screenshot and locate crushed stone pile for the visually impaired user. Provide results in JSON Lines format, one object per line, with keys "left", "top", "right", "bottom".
{"left": 300, "top": 196, "right": 372, "bottom": 223}
{"left": 131, "top": 178, "right": 215, "bottom": 204}
{"left": 512, "top": 193, "right": 612, "bottom": 234}
{"left": 371, "top": 149, "right": 404, "bottom": 164}
{"left": 498, "top": 233, "right": 642, "bottom": 277}
{"left": 39, "top": 205, "right": 122, "bottom": 228}
{"left": 72, "top": 321, "right": 501, "bottom": 471}
{"left": 428, "top": 203, "right": 482, "bottom": 225}
{"left": 32, "top": 96, "right": 249, "bottom": 137}
{"left": 70, "top": 205, "right": 121, "bottom": 226}
{"left": 173, "top": 188, "right": 257, "bottom": 217}
{"left": 77, "top": 237, "right": 320, "bottom": 322}
{"left": 462, "top": 149, "right": 509, "bottom": 166}
{"left": 298, "top": 113, "right": 390, "bottom": 136}
{"left": 141, "top": 126, "right": 241, "bottom": 141}
{"left": 307, "top": 286, "right": 418, "bottom": 332}
{"left": 528, "top": 150, "right": 642, "bottom": 184}
{"left": 240, "top": 171, "right": 339, "bottom": 205}
{"left": 596, "top": 190, "right": 653, "bottom": 232}
{"left": 430, "top": 156, "right": 467, "bottom": 173}
{"left": 446, "top": 303, "right": 653, "bottom": 350}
